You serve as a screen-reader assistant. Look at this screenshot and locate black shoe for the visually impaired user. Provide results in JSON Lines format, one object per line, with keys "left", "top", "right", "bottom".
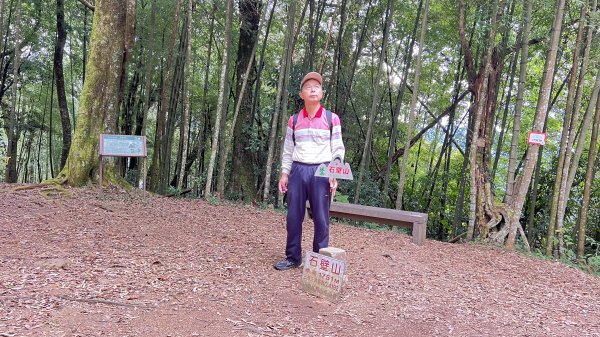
{"left": 274, "top": 258, "right": 301, "bottom": 271}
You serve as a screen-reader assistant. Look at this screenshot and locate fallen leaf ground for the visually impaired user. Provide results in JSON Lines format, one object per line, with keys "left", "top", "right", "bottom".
{"left": 1, "top": 184, "right": 599, "bottom": 337}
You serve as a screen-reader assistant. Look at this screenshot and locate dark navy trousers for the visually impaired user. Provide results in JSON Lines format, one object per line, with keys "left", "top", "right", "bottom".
{"left": 285, "top": 162, "right": 331, "bottom": 263}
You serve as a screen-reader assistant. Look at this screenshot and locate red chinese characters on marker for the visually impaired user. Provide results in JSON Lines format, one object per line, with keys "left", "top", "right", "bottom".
{"left": 301, "top": 252, "right": 346, "bottom": 301}
{"left": 331, "top": 262, "right": 342, "bottom": 275}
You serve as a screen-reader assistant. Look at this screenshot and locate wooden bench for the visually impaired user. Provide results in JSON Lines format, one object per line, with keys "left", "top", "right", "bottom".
{"left": 308, "top": 202, "right": 428, "bottom": 245}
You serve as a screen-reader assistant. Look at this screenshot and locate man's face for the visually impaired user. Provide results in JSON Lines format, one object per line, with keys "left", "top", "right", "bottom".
{"left": 300, "top": 79, "right": 323, "bottom": 104}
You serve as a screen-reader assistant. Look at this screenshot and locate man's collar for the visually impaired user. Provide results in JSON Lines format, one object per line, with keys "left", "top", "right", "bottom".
{"left": 302, "top": 105, "right": 323, "bottom": 118}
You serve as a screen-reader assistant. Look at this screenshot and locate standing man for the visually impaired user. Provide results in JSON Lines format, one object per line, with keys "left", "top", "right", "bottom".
{"left": 274, "top": 71, "right": 345, "bottom": 271}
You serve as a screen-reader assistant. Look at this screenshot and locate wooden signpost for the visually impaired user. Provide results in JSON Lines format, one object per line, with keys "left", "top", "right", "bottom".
{"left": 99, "top": 134, "right": 147, "bottom": 190}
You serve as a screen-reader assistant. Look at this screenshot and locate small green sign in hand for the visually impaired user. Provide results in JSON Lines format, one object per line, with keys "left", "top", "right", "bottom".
{"left": 318, "top": 166, "right": 326, "bottom": 177}
{"left": 314, "top": 158, "right": 353, "bottom": 180}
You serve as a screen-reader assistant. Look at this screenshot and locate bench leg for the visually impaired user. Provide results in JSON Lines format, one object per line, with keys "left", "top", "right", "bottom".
{"left": 411, "top": 222, "right": 426, "bottom": 245}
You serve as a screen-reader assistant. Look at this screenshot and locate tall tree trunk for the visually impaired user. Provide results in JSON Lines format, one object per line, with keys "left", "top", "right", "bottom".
{"left": 127, "top": 0, "right": 157, "bottom": 184}
{"left": 139, "top": 0, "right": 157, "bottom": 137}
{"left": 354, "top": 0, "right": 394, "bottom": 204}
{"left": 317, "top": 3, "right": 337, "bottom": 77}
{"left": 331, "top": 0, "right": 347, "bottom": 113}
{"left": 54, "top": 0, "right": 130, "bottom": 186}
{"left": 506, "top": 0, "right": 566, "bottom": 250}
{"left": 49, "top": 70, "right": 56, "bottom": 177}
{"left": 251, "top": 0, "right": 276, "bottom": 186}
{"left": 552, "top": 2, "right": 596, "bottom": 256}
{"left": 525, "top": 71, "right": 568, "bottom": 247}
{"left": 460, "top": 0, "right": 502, "bottom": 240}
{"left": 263, "top": 1, "right": 295, "bottom": 203}
{"left": 167, "top": 7, "right": 188, "bottom": 188}
{"left": 505, "top": 0, "right": 532, "bottom": 205}
{"left": 222, "top": 0, "right": 262, "bottom": 201}
{"left": 21, "top": 128, "right": 32, "bottom": 182}
{"left": 149, "top": 0, "right": 182, "bottom": 194}
{"left": 557, "top": 67, "right": 600, "bottom": 252}
{"left": 304, "top": 0, "right": 327, "bottom": 73}
{"left": 82, "top": 2, "right": 89, "bottom": 84}
{"left": 382, "top": 0, "right": 423, "bottom": 206}
{"left": 442, "top": 66, "right": 465, "bottom": 238}
{"left": 116, "top": 0, "right": 136, "bottom": 133}
{"left": 4, "top": 0, "right": 21, "bottom": 183}
{"left": 196, "top": 2, "right": 216, "bottom": 195}
{"left": 13, "top": 92, "right": 22, "bottom": 178}
{"left": 177, "top": 0, "right": 193, "bottom": 190}
{"left": 54, "top": 0, "right": 72, "bottom": 171}
{"left": 336, "top": 0, "right": 373, "bottom": 121}
{"left": 545, "top": 2, "right": 588, "bottom": 256}
{"left": 67, "top": 11, "right": 77, "bottom": 129}
{"left": 396, "top": 0, "right": 431, "bottom": 210}
{"left": 204, "top": 0, "right": 233, "bottom": 197}
{"left": 37, "top": 82, "right": 50, "bottom": 182}
{"left": 576, "top": 89, "right": 600, "bottom": 260}
{"left": 276, "top": 2, "right": 297, "bottom": 208}
{"left": 491, "top": 47, "right": 518, "bottom": 179}
{"left": 0, "top": 0, "right": 4, "bottom": 58}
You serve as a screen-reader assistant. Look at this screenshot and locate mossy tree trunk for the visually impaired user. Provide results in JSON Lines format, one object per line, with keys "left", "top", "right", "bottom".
{"left": 227, "top": 0, "right": 262, "bottom": 201}
{"left": 54, "top": 0, "right": 129, "bottom": 186}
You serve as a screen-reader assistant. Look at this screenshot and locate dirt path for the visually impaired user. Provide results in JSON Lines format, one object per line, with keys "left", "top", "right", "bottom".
{"left": 1, "top": 185, "right": 599, "bottom": 336}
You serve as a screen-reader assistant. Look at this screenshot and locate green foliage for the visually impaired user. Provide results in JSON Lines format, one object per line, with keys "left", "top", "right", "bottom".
{"left": 206, "top": 193, "right": 220, "bottom": 206}
{"left": 586, "top": 256, "right": 600, "bottom": 276}
{"left": 334, "top": 193, "right": 350, "bottom": 204}
{"left": 125, "top": 169, "right": 140, "bottom": 186}
{"left": 525, "top": 236, "right": 600, "bottom": 277}
{"left": 167, "top": 185, "right": 182, "bottom": 196}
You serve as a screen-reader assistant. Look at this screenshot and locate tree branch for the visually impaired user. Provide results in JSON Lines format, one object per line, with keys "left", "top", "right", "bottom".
{"left": 458, "top": 0, "right": 477, "bottom": 85}
{"left": 78, "top": 0, "right": 95, "bottom": 11}
{"left": 376, "top": 90, "right": 469, "bottom": 179}
{"left": 506, "top": 36, "right": 545, "bottom": 54}
{"left": 408, "top": 85, "right": 467, "bottom": 157}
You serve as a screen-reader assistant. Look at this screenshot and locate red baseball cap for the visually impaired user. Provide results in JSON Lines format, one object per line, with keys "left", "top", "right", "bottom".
{"left": 301, "top": 71, "right": 322, "bottom": 89}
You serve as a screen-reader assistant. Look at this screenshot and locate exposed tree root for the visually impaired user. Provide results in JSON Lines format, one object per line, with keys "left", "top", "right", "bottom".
{"left": 0, "top": 179, "right": 63, "bottom": 193}
{"left": 39, "top": 186, "right": 72, "bottom": 198}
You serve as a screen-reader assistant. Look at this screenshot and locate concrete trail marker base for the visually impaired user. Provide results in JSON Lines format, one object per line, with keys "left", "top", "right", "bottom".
{"left": 300, "top": 248, "right": 346, "bottom": 302}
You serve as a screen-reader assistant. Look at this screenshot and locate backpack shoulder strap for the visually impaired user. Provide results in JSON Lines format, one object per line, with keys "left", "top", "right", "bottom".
{"left": 292, "top": 113, "right": 299, "bottom": 146}
{"left": 326, "top": 110, "right": 333, "bottom": 137}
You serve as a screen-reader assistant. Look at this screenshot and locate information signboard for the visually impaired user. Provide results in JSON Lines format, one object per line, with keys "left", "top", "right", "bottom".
{"left": 100, "top": 134, "right": 147, "bottom": 157}
{"left": 99, "top": 134, "right": 147, "bottom": 190}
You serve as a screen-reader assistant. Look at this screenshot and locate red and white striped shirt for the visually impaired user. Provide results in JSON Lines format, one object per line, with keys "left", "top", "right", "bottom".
{"left": 281, "top": 106, "right": 345, "bottom": 174}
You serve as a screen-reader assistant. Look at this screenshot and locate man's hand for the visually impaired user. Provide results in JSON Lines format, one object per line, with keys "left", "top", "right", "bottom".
{"left": 329, "top": 177, "right": 338, "bottom": 198}
{"left": 278, "top": 173, "right": 289, "bottom": 193}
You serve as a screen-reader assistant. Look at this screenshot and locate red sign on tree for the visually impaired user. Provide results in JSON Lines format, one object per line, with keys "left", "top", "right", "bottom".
{"left": 528, "top": 131, "right": 547, "bottom": 146}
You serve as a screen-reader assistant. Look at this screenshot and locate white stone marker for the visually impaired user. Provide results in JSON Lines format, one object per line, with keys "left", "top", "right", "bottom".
{"left": 300, "top": 247, "right": 346, "bottom": 302}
